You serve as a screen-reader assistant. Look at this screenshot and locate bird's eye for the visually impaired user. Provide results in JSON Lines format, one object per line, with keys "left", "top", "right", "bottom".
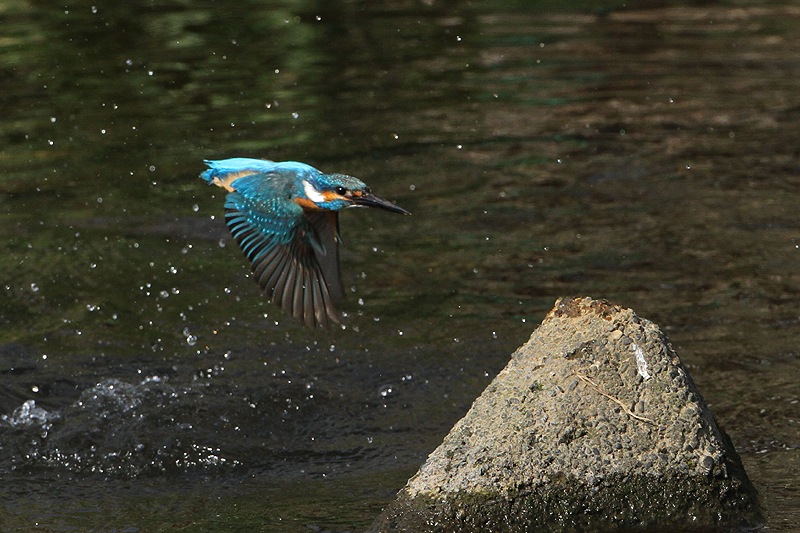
{"left": 335, "top": 186, "right": 347, "bottom": 196}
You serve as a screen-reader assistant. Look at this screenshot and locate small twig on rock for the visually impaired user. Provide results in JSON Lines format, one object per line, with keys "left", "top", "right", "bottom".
{"left": 573, "top": 371, "right": 655, "bottom": 425}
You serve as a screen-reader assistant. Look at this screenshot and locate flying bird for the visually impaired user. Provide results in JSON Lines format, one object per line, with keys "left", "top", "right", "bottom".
{"left": 200, "top": 158, "right": 410, "bottom": 328}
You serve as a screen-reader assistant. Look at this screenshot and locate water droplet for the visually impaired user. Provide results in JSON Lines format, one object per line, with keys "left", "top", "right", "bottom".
{"left": 183, "top": 327, "right": 197, "bottom": 346}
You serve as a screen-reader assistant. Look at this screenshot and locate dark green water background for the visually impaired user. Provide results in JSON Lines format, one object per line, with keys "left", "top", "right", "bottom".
{"left": 1, "top": 0, "right": 798, "bottom": 531}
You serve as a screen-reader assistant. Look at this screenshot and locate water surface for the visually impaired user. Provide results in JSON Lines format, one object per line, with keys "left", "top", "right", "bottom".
{"left": 1, "top": 1, "right": 798, "bottom": 531}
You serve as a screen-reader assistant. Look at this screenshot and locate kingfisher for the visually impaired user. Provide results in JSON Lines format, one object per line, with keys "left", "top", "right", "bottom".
{"left": 200, "top": 158, "right": 410, "bottom": 328}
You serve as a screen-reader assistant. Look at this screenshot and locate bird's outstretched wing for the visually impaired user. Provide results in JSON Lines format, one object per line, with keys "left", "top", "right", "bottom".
{"left": 303, "top": 211, "right": 345, "bottom": 303}
{"left": 223, "top": 187, "right": 343, "bottom": 328}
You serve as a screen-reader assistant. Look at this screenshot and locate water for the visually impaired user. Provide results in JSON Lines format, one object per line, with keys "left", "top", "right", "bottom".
{"left": 2, "top": 1, "right": 799, "bottom": 531}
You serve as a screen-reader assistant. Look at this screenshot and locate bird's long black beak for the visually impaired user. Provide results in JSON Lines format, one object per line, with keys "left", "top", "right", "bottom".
{"left": 353, "top": 192, "right": 411, "bottom": 215}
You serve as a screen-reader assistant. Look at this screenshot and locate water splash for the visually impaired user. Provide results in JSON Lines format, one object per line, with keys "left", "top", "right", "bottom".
{"left": 1, "top": 400, "right": 59, "bottom": 428}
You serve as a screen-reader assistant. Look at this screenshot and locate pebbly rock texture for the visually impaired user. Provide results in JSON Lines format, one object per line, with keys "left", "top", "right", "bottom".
{"left": 371, "top": 297, "right": 761, "bottom": 532}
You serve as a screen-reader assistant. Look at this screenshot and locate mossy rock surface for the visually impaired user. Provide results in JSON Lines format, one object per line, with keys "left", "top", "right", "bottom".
{"left": 371, "top": 297, "right": 761, "bottom": 532}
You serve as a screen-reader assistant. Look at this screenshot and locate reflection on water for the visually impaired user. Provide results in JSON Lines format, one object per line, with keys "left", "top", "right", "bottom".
{"left": 1, "top": 1, "right": 799, "bottom": 531}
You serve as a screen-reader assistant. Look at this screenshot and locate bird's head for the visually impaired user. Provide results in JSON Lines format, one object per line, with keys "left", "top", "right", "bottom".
{"left": 299, "top": 173, "right": 410, "bottom": 215}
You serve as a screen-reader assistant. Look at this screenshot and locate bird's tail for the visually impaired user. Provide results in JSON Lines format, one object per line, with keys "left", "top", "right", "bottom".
{"left": 200, "top": 158, "right": 277, "bottom": 192}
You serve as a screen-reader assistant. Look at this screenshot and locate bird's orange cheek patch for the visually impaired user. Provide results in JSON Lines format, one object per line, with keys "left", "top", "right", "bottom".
{"left": 294, "top": 192, "right": 349, "bottom": 210}
{"left": 322, "top": 191, "right": 348, "bottom": 203}
{"left": 294, "top": 197, "right": 322, "bottom": 210}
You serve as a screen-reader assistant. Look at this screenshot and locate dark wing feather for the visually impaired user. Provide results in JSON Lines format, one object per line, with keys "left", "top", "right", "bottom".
{"left": 304, "top": 211, "right": 345, "bottom": 303}
{"left": 223, "top": 192, "right": 341, "bottom": 328}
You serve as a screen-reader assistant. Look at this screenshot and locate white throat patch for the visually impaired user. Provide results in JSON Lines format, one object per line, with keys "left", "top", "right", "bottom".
{"left": 302, "top": 180, "right": 326, "bottom": 204}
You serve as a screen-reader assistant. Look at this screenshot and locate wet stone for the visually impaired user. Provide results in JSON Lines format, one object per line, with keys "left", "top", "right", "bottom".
{"left": 371, "top": 297, "right": 761, "bottom": 532}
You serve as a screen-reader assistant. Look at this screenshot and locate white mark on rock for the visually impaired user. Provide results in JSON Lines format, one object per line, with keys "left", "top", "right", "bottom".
{"left": 633, "top": 343, "right": 651, "bottom": 380}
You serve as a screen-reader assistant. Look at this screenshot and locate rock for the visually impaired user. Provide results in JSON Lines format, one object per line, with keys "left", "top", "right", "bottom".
{"left": 371, "top": 297, "right": 761, "bottom": 532}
